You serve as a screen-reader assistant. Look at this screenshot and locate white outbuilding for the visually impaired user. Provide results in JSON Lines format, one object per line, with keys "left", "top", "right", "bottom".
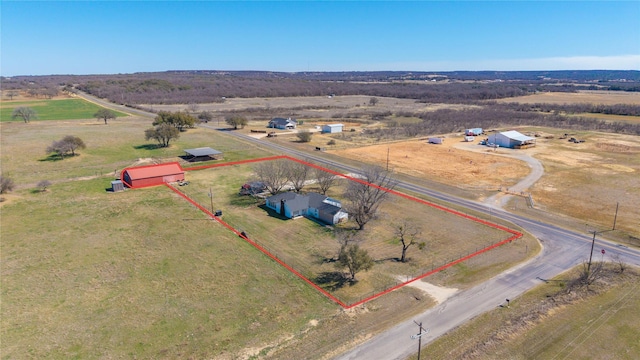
{"left": 487, "top": 130, "right": 536, "bottom": 149}
{"left": 321, "top": 124, "right": 344, "bottom": 133}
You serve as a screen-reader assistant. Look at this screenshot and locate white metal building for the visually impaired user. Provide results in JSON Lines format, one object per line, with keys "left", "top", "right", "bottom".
{"left": 322, "top": 124, "right": 344, "bottom": 133}
{"left": 487, "top": 130, "right": 536, "bottom": 149}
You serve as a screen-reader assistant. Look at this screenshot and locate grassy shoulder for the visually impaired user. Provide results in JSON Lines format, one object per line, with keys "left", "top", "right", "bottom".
{"left": 414, "top": 264, "right": 640, "bottom": 360}
{"left": 0, "top": 98, "right": 128, "bottom": 122}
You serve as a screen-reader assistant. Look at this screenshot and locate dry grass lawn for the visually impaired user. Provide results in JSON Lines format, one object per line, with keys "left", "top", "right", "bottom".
{"left": 497, "top": 90, "right": 640, "bottom": 105}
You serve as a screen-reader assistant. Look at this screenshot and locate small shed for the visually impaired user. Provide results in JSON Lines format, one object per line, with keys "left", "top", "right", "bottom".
{"left": 322, "top": 124, "right": 344, "bottom": 134}
{"left": 184, "top": 147, "right": 223, "bottom": 162}
{"left": 111, "top": 180, "right": 124, "bottom": 192}
{"left": 121, "top": 162, "right": 185, "bottom": 188}
{"left": 428, "top": 137, "right": 444, "bottom": 144}
{"left": 464, "top": 136, "right": 475, "bottom": 142}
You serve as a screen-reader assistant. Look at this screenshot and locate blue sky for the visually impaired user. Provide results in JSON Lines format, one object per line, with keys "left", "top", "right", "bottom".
{"left": 1, "top": 1, "right": 639, "bottom": 76}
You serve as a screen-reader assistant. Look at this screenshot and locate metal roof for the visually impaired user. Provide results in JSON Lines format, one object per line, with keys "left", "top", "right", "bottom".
{"left": 184, "top": 147, "right": 223, "bottom": 157}
{"left": 123, "top": 162, "right": 184, "bottom": 180}
{"left": 500, "top": 130, "right": 535, "bottom": 142}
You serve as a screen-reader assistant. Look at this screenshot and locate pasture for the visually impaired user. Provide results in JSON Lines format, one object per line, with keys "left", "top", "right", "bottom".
{"left": 0, "top": 97, "right": 128, "bottom": 122}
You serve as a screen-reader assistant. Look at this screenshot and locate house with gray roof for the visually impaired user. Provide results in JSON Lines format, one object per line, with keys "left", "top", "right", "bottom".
{"left": 265, "top": 192, "right": 348, "bottom": 225}
{"left": 268, "top": 117, "right": 297, "bottom": 130}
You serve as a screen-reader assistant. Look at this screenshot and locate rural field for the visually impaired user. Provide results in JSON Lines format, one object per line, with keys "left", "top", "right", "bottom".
{"left": 0, "top": 96, "right": 537, "bottom": 359}
{"left": 175, "top": 158, "right": 527, "bottom": 305}
{"left": 1, "top": 88, "right": 639, "bottom": 359}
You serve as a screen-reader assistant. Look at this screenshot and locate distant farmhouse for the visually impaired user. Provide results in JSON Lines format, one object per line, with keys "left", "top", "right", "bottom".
{"left": 487, "top": 130, "right": 536, "bottom": 149}
{"left": 268, "top": 117, "right": 297, "bottom": 130}
{"left": 265, "top": 192, "right": 348, "bottom": 225}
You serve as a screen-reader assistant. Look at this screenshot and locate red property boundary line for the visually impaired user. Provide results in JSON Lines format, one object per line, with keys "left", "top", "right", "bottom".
{"left": 125, "top": 156, "right": 522, "bottom": 309}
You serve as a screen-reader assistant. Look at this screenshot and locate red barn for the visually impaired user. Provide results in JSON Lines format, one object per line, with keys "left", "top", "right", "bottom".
{"left": 120, "top": 162, "right": 185, "bottom": 188}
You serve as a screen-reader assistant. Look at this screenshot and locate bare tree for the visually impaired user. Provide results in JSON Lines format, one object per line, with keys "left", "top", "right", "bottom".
{"left": 11, "top": 107, "right": 37, "bottom": 123}
{"left": 578, "top": 260, "right": 603, "bottom": 287}
{"left": 611, "top": 253, "right": 627, "bottom": 273}
{"left": 6, "top": 90, "right": 19, "bottom": 100}
{"left": 337, "top": 244, "right": 374, "bottom": 282}
{"left": 344, "top": 165, "right": 397, "bottom": 230}
{"left": 0, "top": 176, "right": 15, "bottom": 194}
{"left": 198, "top": 111, "right": 213, "bottom": 123}
{"left": 94, "top": 108, "right": 117, "bottom": 124}
{"left": 314, "top": 167, "right": 337, "bottom": 195}
{"left": 37, "top": 180, "right": 52, "bottom": 192}
{"left": 187, "top": 103, "right": 200, "bottom": 114}
{"left": 254, "top": 159, "right": 289, "bottom": 195}
{"left": 394, "top": 220, "right": 425, "bottom": 262}
{"left": 285, "top": 161, "right": 309, "bottom": 193}
{"left": 46, "top": 135, "right": 86, "bottom": 158}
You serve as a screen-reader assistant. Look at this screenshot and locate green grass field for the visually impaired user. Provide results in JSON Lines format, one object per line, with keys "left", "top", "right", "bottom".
{"left": 0, "top": 98, "right": 128, "bottom": 122}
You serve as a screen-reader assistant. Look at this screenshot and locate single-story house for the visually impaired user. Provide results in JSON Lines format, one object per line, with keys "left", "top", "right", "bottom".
{"left": 465, "top": 128, "right": 484, "bottom": 136}
{"left": 184, "top": 147, "right": 223, "bottom": 162}
{"left": 321, "top": 124, "right": 344, "bottom": 133}
{"left": 268, "top": 117, "right": 297, "bottom": 130}
{"left": 121, "top": 162, "right": 185, "bottom": 188}
{"left": 265, "top": 192, "right": 348, "bottom": 225}
{"left": 487, "top": 130, "right": 536, "bottom": 149}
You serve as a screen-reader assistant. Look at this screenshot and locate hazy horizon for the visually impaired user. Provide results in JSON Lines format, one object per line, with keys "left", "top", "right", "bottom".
{"left": 2, "top": 1, "right": 639, "bottom": 77}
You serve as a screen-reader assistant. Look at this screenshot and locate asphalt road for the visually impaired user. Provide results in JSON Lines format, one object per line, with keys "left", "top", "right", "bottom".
{"left": 78, "top": 92, "right": 640, "bottom": 359}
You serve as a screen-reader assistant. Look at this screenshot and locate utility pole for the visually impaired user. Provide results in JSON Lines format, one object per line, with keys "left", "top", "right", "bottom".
{"left": 208, "top": 188, "right": 214, "bottom": 214}
{"left": 587, "top": 230, "right": 597, "bottom": 273}
{"left": 411, "top": 320, "right": 429, "bottom": 360}
{"left": 386, "top": 147, "right": 390, "bottom": 172}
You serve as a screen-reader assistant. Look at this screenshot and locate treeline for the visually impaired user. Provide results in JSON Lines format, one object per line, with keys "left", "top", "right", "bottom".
{"left": 3, "top": 70, "right": 639, "bottom": 106}
{"left": 361, "top": 107, "right": 640, "bottom": 140}
{"left": 498, "top": 102, "right": 640, "bottom": 117}
{"left": 74, "top": 77, "right": 540, "bottom": 105}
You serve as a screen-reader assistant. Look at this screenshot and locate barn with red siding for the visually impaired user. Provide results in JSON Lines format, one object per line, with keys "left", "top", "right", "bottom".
{"left": 120, "top": 162, "right": 185, "bottom": 188}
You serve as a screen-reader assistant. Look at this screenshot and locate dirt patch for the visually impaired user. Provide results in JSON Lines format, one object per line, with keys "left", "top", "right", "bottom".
{"left": 400, "top": 278, "right": 458, "bottom": 304}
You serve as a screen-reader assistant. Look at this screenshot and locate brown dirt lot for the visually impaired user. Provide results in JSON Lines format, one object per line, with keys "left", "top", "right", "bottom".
{"left": 330, "top": 136, "right": 531, "bottom": 191}
{"left": 497, "top": 90, "right": 640, "bottom": 105}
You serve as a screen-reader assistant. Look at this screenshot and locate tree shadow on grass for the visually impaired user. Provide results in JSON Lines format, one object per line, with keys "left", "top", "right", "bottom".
{"left": 38, "top": 154, "right": 78, "bottom": 162}
{"left": 133, "top": 143, "right": 161, "bottom": 150}
{"left": 314, "top": 271, "right": 352, "bottom": 291}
